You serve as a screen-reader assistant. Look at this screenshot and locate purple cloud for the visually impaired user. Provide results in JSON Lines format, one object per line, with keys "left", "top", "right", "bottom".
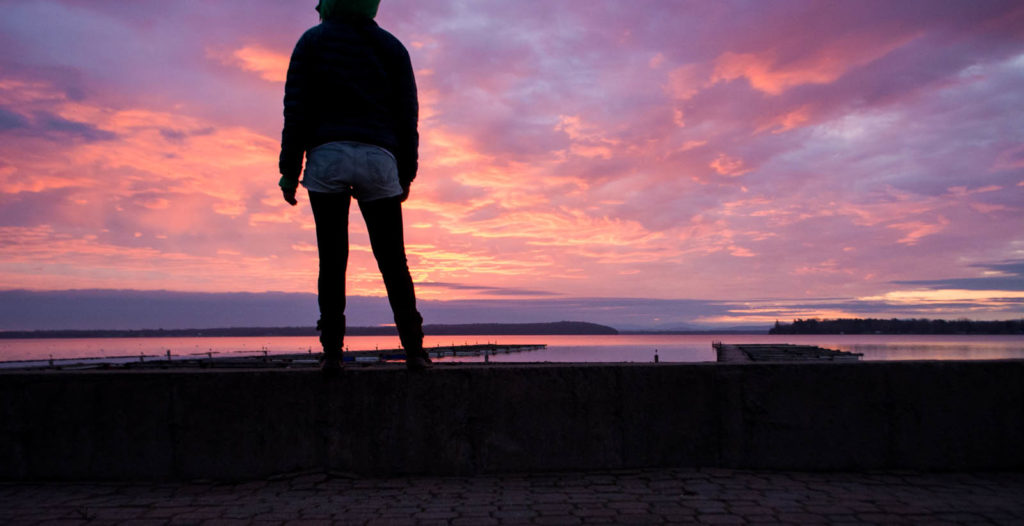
{"left": 0, "top": 0, "right": 1021, "bottom": 326}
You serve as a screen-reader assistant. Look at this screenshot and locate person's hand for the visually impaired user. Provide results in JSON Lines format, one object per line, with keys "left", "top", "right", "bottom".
{"left": 278, "top": 175, "right": 299, "bottom": 206}
{"left": 400, "top": 185, "right": 410, "bottom": 203}
{"left": 282, "top": 187, "right": 297, "bottom": 206}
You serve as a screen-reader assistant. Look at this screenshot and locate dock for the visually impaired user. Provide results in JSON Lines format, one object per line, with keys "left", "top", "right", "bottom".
{"left": 344, "top": 343, "right": 546, "bottom": 364}
{"left": 0, "top": 343, "right": 546, "bottom": 371}
{"left": 713, "top": 342, "right": 862, "bottom": 363}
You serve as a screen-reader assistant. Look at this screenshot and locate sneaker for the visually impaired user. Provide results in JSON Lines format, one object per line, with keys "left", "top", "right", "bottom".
{"left": 405, "top": 351, "right": 433, "bottom": 371}
{"left": 320, "top": 352, "right": 343, "bottom": 377}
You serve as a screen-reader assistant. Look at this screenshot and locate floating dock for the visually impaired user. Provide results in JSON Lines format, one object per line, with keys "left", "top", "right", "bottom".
{"left": 713, "top": 342, "right": 862, "bottom": 363}
{"left": 345, "top": 343, "right": 546, "bottom": 364}
{"left": 0, "top": 343, "right": 546, "bottom": 371}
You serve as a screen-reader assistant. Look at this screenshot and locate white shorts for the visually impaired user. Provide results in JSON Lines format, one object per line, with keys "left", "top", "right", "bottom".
{"left": 301, "top": 141, "right": 403, "bottom": 201}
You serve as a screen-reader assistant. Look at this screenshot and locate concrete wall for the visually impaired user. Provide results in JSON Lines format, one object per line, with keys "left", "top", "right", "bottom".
{"left": 1, "top": 361, "right": 1022, "bottom": 481}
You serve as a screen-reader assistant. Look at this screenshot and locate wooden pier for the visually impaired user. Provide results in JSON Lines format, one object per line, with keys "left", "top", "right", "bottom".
{"left": 0, "top": 343, "right": 547, "bottom": 371}
{"left": 713, "top": 342, "right": 862, "bottom": 363}
{"left": 344, "top": 343, "right": 546, "bottom": 363}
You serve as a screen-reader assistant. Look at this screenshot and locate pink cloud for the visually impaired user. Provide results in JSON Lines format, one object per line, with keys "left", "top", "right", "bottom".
{"left": 0, "top": 0, "right": 1021, "bottom": 325}
{"left": 709, "top": 154, "right": 750, "bottom": 177}
{"left": 711, "top": 32, "right": 914, "bottom": 95}
{"left": 228, "top": 45, "right": 289, "bottom": 83}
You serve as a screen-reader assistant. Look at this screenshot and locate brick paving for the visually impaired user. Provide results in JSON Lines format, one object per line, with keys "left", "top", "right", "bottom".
{"left": 1, "top": 468, "right": 1022, "bottom": 525}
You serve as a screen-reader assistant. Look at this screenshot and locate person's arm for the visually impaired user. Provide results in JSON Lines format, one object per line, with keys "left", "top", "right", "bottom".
{"left": 279, "top": 34, "right": 312, "bottom": 205}
{"left": 393, "top": 44, "right": 419, "bottom": 194}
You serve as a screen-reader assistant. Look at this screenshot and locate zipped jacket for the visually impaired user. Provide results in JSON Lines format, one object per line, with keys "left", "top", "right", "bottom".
{"left": 279, "top": 16, "right": 418, "bottom": 188}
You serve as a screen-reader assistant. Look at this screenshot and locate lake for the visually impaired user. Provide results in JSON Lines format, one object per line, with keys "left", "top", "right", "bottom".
{"left": 1, "top": 333, "right": 1023, "bottom": 366}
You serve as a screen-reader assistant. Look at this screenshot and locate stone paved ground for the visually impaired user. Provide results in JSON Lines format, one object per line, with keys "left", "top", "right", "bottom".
{"left": 1, "top": 468, "right": 1022, "bottom": 525}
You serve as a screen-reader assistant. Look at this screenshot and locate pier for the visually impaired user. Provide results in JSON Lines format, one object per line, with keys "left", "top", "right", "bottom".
{"left": 346, "top": 343, "right": 545, "bottom": 364}
{"left": 713, "top": 341, "right": 863, "bottom": 363}
{"left": 0, "top": 343, "right": 546, "bottom": 371}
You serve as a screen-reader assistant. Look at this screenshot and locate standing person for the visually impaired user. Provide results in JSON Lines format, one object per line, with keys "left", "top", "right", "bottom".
{"left": 278, "top": 0, "right": 430, "bottom": 373}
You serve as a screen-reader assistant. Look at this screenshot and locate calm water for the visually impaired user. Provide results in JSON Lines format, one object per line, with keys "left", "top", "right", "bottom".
{"left": 1, "top": 333, "right": 1023, "bottom": 366}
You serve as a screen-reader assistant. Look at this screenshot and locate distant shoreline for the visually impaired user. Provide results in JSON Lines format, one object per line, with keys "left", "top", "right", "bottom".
{"left": 4, "top": 318, "right": 1021, "bottom": 338}
{"left": 770, "top": 318, "right": 1024, "bottom": 335}
{"left": 0, "top": 321, "right": 621, "bottom": 339}
{"left": 618, "top": 330, "right": 765, "bottom": 335}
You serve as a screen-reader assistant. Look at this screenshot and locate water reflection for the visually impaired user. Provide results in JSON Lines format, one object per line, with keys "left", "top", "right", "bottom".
{"left": 1, "top": 333, "right": 1022, "bottom": 364}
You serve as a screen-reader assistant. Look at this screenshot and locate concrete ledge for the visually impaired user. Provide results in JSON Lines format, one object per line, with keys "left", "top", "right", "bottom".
{"left": 2, "top": 361, "right": 1022, "bottom": 480}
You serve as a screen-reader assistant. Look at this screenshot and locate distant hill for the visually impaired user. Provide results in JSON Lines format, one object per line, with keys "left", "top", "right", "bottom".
{"left": 0, "top": 321, "right": 618, "bottom": 339}
{"left": 422, "top": 321, "right": 617, "bottom": 335}
{"left": 620, "top": 325, "right": 766, "bottom": 335}
{"left": 770, "top": 318, "right": 1024, "bottom": 335}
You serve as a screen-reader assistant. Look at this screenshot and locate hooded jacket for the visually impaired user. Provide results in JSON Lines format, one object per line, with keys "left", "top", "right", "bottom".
{"left": 279, "top": 12, "right": 418, "bottom": 189}
{"left": 317, "top": 0, "right": 380, "bottom": 20}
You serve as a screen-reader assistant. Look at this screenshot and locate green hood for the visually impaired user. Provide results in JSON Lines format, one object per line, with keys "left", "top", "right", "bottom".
{"left": 317, "top": 0, "right": 380, "bottom": 21}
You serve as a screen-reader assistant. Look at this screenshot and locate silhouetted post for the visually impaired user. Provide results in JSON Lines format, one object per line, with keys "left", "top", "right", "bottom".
{"left": 654, "top": 349, "right": 659, "bottom": 363}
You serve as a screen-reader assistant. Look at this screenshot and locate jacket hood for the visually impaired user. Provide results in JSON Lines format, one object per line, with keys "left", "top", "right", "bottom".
{"left": 317, "top": 0, "right": 381, "bottom": 21}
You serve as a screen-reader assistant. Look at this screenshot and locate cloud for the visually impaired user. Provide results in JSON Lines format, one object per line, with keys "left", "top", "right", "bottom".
{"left": 0, "top": 289, "right": 321, "bottom": 331}
{"left": 4, "top": 288, "right": 1017, "bottom": 332}
{"left": 209, "top": 44, "right": 290, "bottom": 83}
{"left": 709, "top": 154, "right": 750, "bottom": 177}
{"left": 0, "top": 0, "right": 1020, "bottom": 325}
{"left": 0, "top": 289, "right": 739, "bottom": 331}
{"left": 892, "top": 259, "right": 1024, "bottom": 291}
{"left": 418, "top": 281, "right": 560, "bottom": 297}
{"left": 0, "top": 107, "right": 116, "bottom": 142}
{"left": 0, "top": 108, "right": 29, "bottom": 130}
{"left": 34, "top": 110, "right": 118, "bottom": 141}
{"left": 710, "top": 31, "right": 912, "bottom": 95}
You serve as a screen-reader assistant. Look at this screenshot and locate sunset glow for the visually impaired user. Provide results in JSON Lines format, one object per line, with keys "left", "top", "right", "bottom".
{"left": 1, "top": 1, "right": 1022, "bottom": 329}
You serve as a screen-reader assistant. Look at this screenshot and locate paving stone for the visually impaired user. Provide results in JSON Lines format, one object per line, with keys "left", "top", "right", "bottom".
{"left": 493, "top": 508, "right": 538, "bottom": 519}
{"left": 2, "top": 469, "right": 1023, "bottom": 526}
{"left": 691, "top": 502, "right": 728, "bottom": 514}
{"left": 580, "top": 517, "right": 617, "bottom": 524}
{"left": 856, "top": 512, "right": 901, "bottom": 523}
{"left": 531, "top": 503, "right": 574, "bottom": 514}
{"left": 452, "top": 518, "right": 498, "bottom": 526}
{"left": 410, "top": 509, "right": 457, "bottom": 520}
{"left": 697, "top": 514, "right": 745, "bottom": 524}
{"left": 415, "top": 520, "right": 454, "bottom": 526}
{"left": 664, "top": 513, "right": 700, "bottom": 523}
{"left": 365, "top": 519, "right": 417, "bottom": 526}
{"left": 728, "top": 505, "right": 772, "bottom": 516}
{"left": 282, "top": 520, "right": 330, "bottom": 526}
{"left": 118, "top": 520, "right": 170, "bottom": 526}
{"left": 776, "top": 512, "right": 830, "bottom": 524}
{"left": 571, "top": 505, "right": 615, "bottom": 517}
{"left": 532, "top": 515, "right": 582, "bottom": 525}
{"left": 199, "top": 519, "right": 252, "bottom": 526}
{"left": 89, "top": 507, "right": 153, "bottom": 520}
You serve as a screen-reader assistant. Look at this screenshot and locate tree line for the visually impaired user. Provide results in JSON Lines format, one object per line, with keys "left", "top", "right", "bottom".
{"left": 770, "top": 318, "right": 1024, "bottom": 335}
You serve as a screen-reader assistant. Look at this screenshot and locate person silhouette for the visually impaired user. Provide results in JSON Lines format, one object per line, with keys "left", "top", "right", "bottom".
{"left": 278, "top": 0, "right": 431, "bottom": 373}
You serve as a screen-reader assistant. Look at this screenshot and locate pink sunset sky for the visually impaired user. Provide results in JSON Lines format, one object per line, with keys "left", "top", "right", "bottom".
{"left": 0, "top": 0, "right": 1022, "bottom": 329}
